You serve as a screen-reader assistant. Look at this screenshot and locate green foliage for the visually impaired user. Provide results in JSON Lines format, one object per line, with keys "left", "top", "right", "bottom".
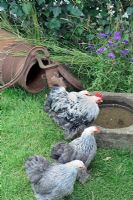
{"left": 127, "top": 6, "right": 133, "bottom": 15}
{"left": 0, "top": 0, "right": 132, "bottom": 45}
{"left": 21, "top": 2, "right": 32, "bottom": 15}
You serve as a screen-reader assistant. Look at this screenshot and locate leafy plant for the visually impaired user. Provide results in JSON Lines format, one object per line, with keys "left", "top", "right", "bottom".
{"left": 0, "top": 0, "right": 132, "bottom": 46}
{"left": 94, "top": 31, "right": 133, "bottom": 61}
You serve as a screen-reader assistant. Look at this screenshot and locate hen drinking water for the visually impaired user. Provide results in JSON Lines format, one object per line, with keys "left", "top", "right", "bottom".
{"left": 44, "top": 87, "right": 103, "bottom": 139}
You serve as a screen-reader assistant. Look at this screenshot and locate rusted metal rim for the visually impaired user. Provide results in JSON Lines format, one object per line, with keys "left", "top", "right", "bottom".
{"left": 0, "top": 29, "right": 83, "bottom": 93}
{"left": 0, "top": 46, "right": 50, "bottom": 92}
{"left": 18, "top": 57, "right": 48, "bottom": 93}
{"left": 17, "top": 46, "right": 51, "bottom": 93}
{"left": 57, "top": 64, "right": 83, "bottom": 90}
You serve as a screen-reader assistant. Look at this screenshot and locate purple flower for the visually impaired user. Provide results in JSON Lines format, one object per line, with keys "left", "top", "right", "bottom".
{"left": 108, "top": 52, "right": 116, "bottom": 59}
{"left": 120, "top": 49, "right": 129, "bottom": 57}
{"left": 96, "top": 47, "right": 106, "bottom": 54}
{"left": 123, "top": 40, "right": 128, "bottom": 44}
{"left": 108, "top": 40, "right": 113, "bottom": 45}
{"left": 129, "top": 58, "right": 133, "bottom": 62}
{"left": 88, "top": 44, "right": 94, "bottom": 48}
{"left": 98, "top": 33, "right": 107, "bottom": 38}
{"left": 114, "top": 32, "right": 121, "bottom": 41}
{"left": 107, "top": 40, "right": 117, "bottom": 48}
{"left": 86, "top": 44, "right": 96, "bottom": 52}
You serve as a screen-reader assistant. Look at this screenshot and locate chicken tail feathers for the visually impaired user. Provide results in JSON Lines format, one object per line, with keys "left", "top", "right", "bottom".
{"left": 51, "top": 142, "right": 67, "bottom": 160}
{"left": 25, "top": 155, "right": 49, "bottom": 184}
{"left": 51, "top": 142, "right": 75, "bottom": 164}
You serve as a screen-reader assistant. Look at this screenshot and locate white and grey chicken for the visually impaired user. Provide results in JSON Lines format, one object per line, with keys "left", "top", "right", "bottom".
{"left": 25, "top": 155, "right": 88, "bottom": 200}
{"left": 51, "top": 126, "right": 100, "bottom": 167}
{"left": 44, "top": 86, "right": 103, "bottom": 139}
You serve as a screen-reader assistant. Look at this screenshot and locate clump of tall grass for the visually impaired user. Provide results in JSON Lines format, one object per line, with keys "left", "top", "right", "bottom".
{"left": 47, "top": 44, "right": 133, "bottom": 92}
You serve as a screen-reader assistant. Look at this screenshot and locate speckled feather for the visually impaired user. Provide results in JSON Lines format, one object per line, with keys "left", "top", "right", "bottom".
{"left": 25, "top": 156, "right": 88, "bottom": 200}
{"left": 44, "top": 87, "right": 100, "bottom": 139}
{"left": 51, "top": 127, "right": 97, "bottom": 167}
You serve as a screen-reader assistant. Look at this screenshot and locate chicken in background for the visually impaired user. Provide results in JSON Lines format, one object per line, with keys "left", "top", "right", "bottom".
{"left": 44, "top": 86, "right": 103, "bottom": 139}
{"left": 25, "top": 155, "right": 88, "bottom": 200}
{"left": 51, "top": 126, "right": 100, "bottom": 167}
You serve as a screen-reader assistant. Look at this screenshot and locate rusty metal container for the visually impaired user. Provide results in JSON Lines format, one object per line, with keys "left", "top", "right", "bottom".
{"left": 0, "top": 29, "right": 82, "bottom": 93}
{"left": 0, "top": 29, "right": 50, "bottom": 93}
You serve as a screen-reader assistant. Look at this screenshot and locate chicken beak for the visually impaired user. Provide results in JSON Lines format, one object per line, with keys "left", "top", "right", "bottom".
{"left": 82, "top": 166, "right": 87, "bottom": 171}
{"left": 97, "top": 99, "right": 103, "bottom": 104}
{"left": 79, "top": 166, "right": 87, "bottom": 171}
{"left": 95, "top": 127, "right": 101, "bottom": 133}
{"left": 78, "top": 166, "right": 89, "bottom": 184}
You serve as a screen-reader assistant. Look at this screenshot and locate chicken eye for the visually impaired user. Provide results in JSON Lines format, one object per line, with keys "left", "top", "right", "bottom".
{"left": 85, "top": 93, "right": 91, "bottom": 96}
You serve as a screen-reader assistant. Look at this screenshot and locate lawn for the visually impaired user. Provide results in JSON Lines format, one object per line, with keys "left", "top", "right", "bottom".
{"left": 1, "top": 88, "right": 133, "bottom": 200}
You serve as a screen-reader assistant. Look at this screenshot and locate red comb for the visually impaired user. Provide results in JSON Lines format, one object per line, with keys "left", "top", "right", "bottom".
{"left": 95, "top": 92, "right": 103, "bottom": 98}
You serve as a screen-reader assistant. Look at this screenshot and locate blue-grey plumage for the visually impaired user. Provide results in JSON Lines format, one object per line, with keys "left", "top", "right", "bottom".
{"left": 44, "top": 87, "right": 103, "bottom": 139}
{"left": 25, "top": 156, "right": 88, "bottom": 200}
{"left": 51, "top": 126, "right": 100, "bottom": 167}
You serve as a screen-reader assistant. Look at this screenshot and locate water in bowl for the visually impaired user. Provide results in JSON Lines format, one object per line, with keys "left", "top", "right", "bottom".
{"left": 94, "top": 105, "right": 133, "bottom": 129}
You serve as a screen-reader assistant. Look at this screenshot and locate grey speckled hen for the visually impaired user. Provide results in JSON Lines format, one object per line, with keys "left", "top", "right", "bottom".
{"left": 25, "top": 156, "right": 88, "bottom": 200}
{"left": 51, "top": 126, "right": 100, "bottom": 167}
{"left": 44, "top": 86, "right": 103, "bottom": 139}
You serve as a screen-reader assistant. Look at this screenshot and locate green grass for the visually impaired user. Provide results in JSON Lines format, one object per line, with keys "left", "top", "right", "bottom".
{"left": 48, "top": 45, "right": 133, "bottom": 93}
{"left": 1, "top": 88, "right": 133, "bottom": 200}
